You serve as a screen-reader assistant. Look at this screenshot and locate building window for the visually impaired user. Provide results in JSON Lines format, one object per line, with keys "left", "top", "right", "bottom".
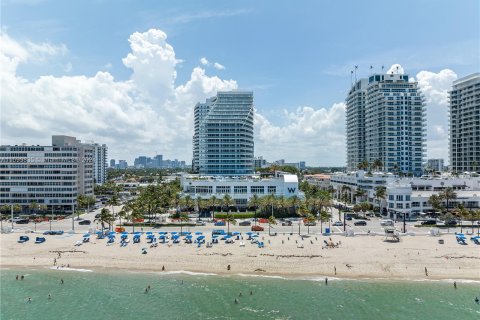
{"left": 405, "top": 195, "right": 411, "bottom": 201}
{"left": 388, "top": 195, "right": 394, "bottom": 201}
{"left": 389, "top": 203, "right": 394, "bottom": 208}
{"left": 396, "top": 195, "right": 403, "bottom": 201}
{"left": 250, "top": 186, "right": 265, "bottom": 194}
{"left": 267, "top": 186, "right": 276, "bottom": 194}
{"left": 235, "top": 198, "right": 248, "bottom": 206}
{"left": 411, "top": 202, "right": 420, "bottom": 207}
{"left": 216, "top": 186, "right": 230, "bottom": 194}
{"left": 234, "top": 186, "right": 247, "bottom": 194}
{"left": 396, "top": 203, "right": 403, "bottom": 209}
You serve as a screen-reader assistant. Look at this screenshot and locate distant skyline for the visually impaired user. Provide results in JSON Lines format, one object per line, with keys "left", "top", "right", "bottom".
{"left": 1, "top": 0, "right": 479, "bottom": 165}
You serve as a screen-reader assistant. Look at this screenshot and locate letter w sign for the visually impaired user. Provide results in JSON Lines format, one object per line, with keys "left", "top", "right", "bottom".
{"left": 287, "top": 187, "right": 296, "bottom": 193}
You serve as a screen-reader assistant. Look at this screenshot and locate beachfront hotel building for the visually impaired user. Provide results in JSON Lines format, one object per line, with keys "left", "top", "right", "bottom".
{"left": 346, "top": 73, "right": 426, "bottom": 176}
{"left": 181, "top": 172, "right": 301, "bottom": 207}
{"left": 89, "top": 142, "right": 108, "bottom": 185}
{"left": 0, "top": 135, "right": 105, "bottom": 213}
{"left": 449, "top": 73, "right": 480, "bottom": 173}
{"left": 192, "top": 91, "right": 254, "bottom": 176}
{"left": 330, "top": 170, "right": 480, "bottom": 219}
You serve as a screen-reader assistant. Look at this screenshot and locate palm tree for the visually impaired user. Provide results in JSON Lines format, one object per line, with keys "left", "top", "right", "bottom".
{"left": 208, "top": 195, "right": 218, "bottom": 220}
{"left": 288, "top": 195, "right": 301, "bottom": 217}
{"left": 0, "top": 204, "right": 10, "bottom": 229}
{"left": 248, "top": 194, "right": 260, "bottom": 226}
{"left": 439, "top": 187, "right": 457, "bottom": 212}
{"left": 372, "top": 158, "right": 383, "bottom": 172}
{"left": 106, "top": 195, "right": 120, "bottom": 218}
{"left": 28, "top": 202, "right": 39, "bottom": 215}
{"left": 357, "top": 160, "right": 369, "bottom": 171}
{"left": 225, "top": 213, "right": 236, "bottom": 234}
{"left": 117, "top": 208, "right": 127, "bottom": 228}
{"left": 305, "top": 214, "right": 316, "bottom": 234}
{"left": 179, "top": 213, "right": 190, "bottom": 234}
{"left": 276, "top": 195, "right": 288, "bottom": 217}
{"left": 354, "top": 188, "right": 367, "bottom": 204}
{"left": 374, "top": 186, "right": 386, "bottom": 215}
{"left": 129, "top": 205, "right": 144, "bottom": 233}
{"left": 428, "top": 194, "right": 444, "bottom": 217}
{"left": 95, "top": 208, "right": 114, "bottom": 231}
{"left": 454, "top": 204, "right": 469, "bottom": 234}
{"left": 222, "top": 194, "right": 235, "bottom": 215}
{"left": 297, "top": 201, "right": 309, "bottom": 235}
{"left": 268, "top": 215, "right": 277, "bottom": 236}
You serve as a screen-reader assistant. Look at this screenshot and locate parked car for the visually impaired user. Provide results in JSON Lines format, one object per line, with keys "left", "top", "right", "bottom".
{"left": 239, "top": 220, "right": 251, "bottom": 226}
{"left": 332, "top": 221, "right": 343, "bottom": 226}
{"left": 196, "top": 220, "right": 206, "bottom": 226}
{"left": 421, "top": 219, "right": 437, "bottom": 225}
{"left": 79, "top": 219, "right": 91, "bottom": 225}
{"left": 43, "top": 230, "right": 64, "bottom": 235}
{"left": 258, "top": 218, "right": 269, "bottom": 224}
{"left": 251, "top": 225, "right": 264, "bottom": 231}
{"left": 354, "top": 220, "right": 367, "bottom": 226}
{"left": 282, "top": 221, "right": 292, "bottom": 226}
{"left": 305, "top": 222, "right": 317, "bottom": 226}
{"left": 212, "top": 229, "right": 226, "bottom": 236}
{"left": 380, "top": 219, "right": 394, "bottom": 227}
{"left": 214, "top": 221, "right": 226, "bottom": 226}
{"left": 345, "top": 216, "right": 353, "bottom": 221}
{"left": 15, "top": 219, "right": 29, "bottom": 224}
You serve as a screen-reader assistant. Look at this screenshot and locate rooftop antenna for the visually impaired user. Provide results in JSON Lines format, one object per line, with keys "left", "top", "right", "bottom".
{"left": 354, "top": 65, "right": 358, "bottom": 82}
{"left": 381, "top": 65, "right": 385, "bottom": 73}
{"left": 350, "top": 70, "right": 354, "bottom": 87}
{"left": 370, "top": 65, "right": 373, "bottom": 75}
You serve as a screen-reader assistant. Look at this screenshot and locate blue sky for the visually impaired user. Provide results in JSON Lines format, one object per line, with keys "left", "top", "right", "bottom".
{"left": 1, "top": 0, "right": 479, "bottom": 165}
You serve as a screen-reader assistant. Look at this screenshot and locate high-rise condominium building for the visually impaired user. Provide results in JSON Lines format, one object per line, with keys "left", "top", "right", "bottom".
{"left": 90, "top": 143, "right": 108, "bottom": 184}
{"left": 449, "top": 73, "right": 480, "bottom": 173}
{"left": 192, "top": 91, "right": 254, "bottom": 175}
{"left": 0, "top": 135, "right": 100, "bottom": 213}
{"left": 346, "top": 73, "right": 426, "bottom": 176}
{"left": 110, "top": 159, "right": 116, "bottom": 168}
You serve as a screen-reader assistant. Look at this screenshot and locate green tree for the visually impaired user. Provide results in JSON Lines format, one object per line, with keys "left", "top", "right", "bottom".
{"left": 439, "top": 187, "right": 457, "bottom": 212}
{"left": 179, "top": 213, "right": 190, "bottom": 234}
{"left": 305, "top": 213, "right": 316, "bottom": 234}
{"left": 248, "top": 194, "right": 260, "bottom": 225}
{"left": 268, "top": 215, "right": 277, "bottom": 236}
{"left": 428, "top": 194, "right": 444, "bottom": 216}
{"left": 225, "top": 212, "right": 237, "bottom": 234}
{"left": 374, "top": 186, "right": 386, "bottom": 215}
{"left": 28, "top": 202, "right": 39, "bottom": 215}
{"left": 208, "top": 195, "right": 218, "bottom": 220}
{"left": 95, "top": 208, "right": 114, "bottom": 231}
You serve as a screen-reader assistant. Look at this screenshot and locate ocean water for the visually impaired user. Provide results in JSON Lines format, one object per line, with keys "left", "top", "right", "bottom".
{"left": 1, "top": 269, "right": 479, "bottom": 320}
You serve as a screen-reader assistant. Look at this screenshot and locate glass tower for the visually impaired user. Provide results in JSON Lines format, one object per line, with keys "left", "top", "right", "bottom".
{"left": 346, "top": 73, "right": 426, "bottom": 176}
{"left": 193, "top": 91, "right": 254, "bottom": 175}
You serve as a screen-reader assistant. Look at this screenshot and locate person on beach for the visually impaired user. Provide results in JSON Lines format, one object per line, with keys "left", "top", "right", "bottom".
{"left": 27, "top": 297, "right": 32, "bottom": 303}
{"left": 424, "top": 267, "right": 428, "bottom": 276}
{"left": 53, "top": 258, "right": 56, "bottom": 266}
{"left": 162, "top": 265, "right": 165, "bottom": 271}
{"left": 453, "top": 281, "right": 457, "bottom": 289}
{"left": 334, "top": 266, "right": 337, "bottom": 275}
{"left": 475, "top": 297, "right": 479, "bottom": 304}
{"left": 227, "top": 265, "right": 231, "bottom": 271}
{"left": 325, "top": 277, "right": 328, "bottom": 285}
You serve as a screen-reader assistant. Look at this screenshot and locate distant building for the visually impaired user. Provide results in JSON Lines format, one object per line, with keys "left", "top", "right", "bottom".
{"left": 253, "top": 156, "right": 268, "bottom": 169}
{"left": 110, "top": 159, "right": 116, "bottom": 168}
{"left": 304, "top": 174, "right": 331, "bottom": 190}
{"left": 346, "top": 73, "right": 426, "bottom": 176}
{"left": 193, "top": 91, "right": 254, "bottom": 175}
{"left": 0, "top": 135, "right": 106, "bottom": 213}
{"left": 449, "top": 73, "right": 480, "bottom": 173}
{"left": 154, "top": 155, "right": 163, "bottom": 169}
{"left": 89, "top": 143, "right": 108, "bottom": 184}
{"left": 426, "top": 159, "right": 445, "bottom": 173}
{"left": 181, "top": 172, "right": 301, "bottom": 207}
{"left": 117, "top": 160, "right": 128, "bottom": 169}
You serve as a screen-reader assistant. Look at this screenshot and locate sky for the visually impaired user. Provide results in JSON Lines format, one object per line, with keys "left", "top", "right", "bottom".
{"left": 1, "top": 0, "right": 479, "bottom": 166}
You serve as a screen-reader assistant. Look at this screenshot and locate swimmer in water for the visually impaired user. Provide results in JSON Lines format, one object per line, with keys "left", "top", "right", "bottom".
{"left": 234, "top": 298, "right": 239, "bottom": 304}
{"left": 60, "top": 279, "right": 64, "bottom": 284}
{"left": 250, "top": 291, "right": 253, "bottom": 295}
{"left": 48, "top": 294, "right": 52, "bottom": 300}
{"left": 27, "top": 297, "right": 32, "bottom": 303}
{"left": 239, "top": 292, "right": 242, "bottom": 297}
{"left": 475, "top": 297, "right": 479, "bottom": 304}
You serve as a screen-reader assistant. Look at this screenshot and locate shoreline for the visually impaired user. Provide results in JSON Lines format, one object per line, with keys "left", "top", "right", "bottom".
{"left": 2, "top": 265, "right": 480, "bottom": 284}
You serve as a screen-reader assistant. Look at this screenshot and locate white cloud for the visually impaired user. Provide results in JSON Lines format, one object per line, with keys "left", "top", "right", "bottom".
{"left": 213, "top": 62, "right": 225, "bottom": 70}
{"left": 386, "top": 63, "right": 405, "bottom": 74}
{"left": 200, "top": 57, "right": 209, "bottom": 66}
{"left": 414, "top": 68, "right": 458, "bottom": 162}
{"left": 0, "top": 29, "right": 238, "bottom": 162}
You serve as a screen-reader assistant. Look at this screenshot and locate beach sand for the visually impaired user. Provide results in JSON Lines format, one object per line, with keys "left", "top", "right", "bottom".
{"left": 1, "top": 232, "right": 479, "bottom": 280}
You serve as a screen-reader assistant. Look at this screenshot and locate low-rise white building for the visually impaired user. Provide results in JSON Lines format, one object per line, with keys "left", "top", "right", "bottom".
{"left": 180, "top": 172, "right": 301, "bottom": 207}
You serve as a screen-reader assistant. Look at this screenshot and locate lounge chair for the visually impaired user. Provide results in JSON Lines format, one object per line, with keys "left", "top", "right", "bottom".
{"left": 82, "top": 237, "right": 90, "bottom": 243}
{"left": 18, "top": 236, "right": 29, "bottom": 243}
{"left": 297, "top": 243, "right": 304, "bottom": 248}
{"left": 258, "top": 242, "right": 264, "bottom": 248}
{"left": 35, "top": 237, "right": 46, "bottom": 244}
{"left": 456, "top": 235, "right": 467, "bottom": 245}
{"left": 470, "top": 236, "right": 480, "bottom": 245}
{"left": 133, "top": 235, "right": 141, "bottom": 244}
{"left": 74, "top": 240, "right": 83, "bottom": 246}
{"left": 239, "top": 241, "right": 245, "bottom": 247}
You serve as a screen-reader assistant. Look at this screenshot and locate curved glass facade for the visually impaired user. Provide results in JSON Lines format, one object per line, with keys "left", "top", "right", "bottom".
{"left": 193, "top": 91, "right": 254, "bottom": 175}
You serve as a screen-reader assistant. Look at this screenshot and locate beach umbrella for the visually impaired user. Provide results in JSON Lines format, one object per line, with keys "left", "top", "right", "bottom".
{"left": 251, "top": 234, "right": 258, "bottom": 238}
{"left": 186, "top": 235, "right": 193, "bottom": 239}
{"left": 96, "top": 231, "right": 103, "bottom": 235}
{"left": 212, "top": 235, "right": 219, "bottom": 238}
{"left": 158, "top": 232, "right": 166, "bottom": 235}
{"left": 134, "top": 232, "right": 141, "bottom": 235}
{"left": 195, "top": 231, "right": 203, "bottom": 235}
{"left": 146, "top": 231, "right": 153, "bottom": 235}
{"left": 246, "top": 232, "right": 254, "bottom": 235}
{"left": 83, "top": 233, "right": 90, "bottom": 237}
{"left": 121, "top": 232, "right": 128, "bottom": 235}
{"left": 232, "top": 232, "right": 240, "bottom": 235}
{"left": 109, "top": 231, "right": 116, "bottom": 235}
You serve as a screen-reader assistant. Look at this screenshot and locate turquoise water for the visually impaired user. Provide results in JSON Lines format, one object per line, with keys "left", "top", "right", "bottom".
{"left": 1, "top": 269, "right": 479, "bottom": 320}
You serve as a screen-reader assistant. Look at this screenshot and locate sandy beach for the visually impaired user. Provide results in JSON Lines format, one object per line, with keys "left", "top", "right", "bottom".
{"left": 1, "top": 232, "right": 479, "bottom": 281}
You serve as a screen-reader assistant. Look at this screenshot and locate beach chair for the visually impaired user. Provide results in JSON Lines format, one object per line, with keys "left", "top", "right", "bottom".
{"left": 297, "top": 243, "right": 304, "bottom": 248}
{"left": 18, "top": 236, "right": 29, "bottom": 243}
{"left": 258, "top": 242, "right": 264, "bottom": 248}
{"left": 456, "top": 235, "right": 467, "bottom": 245}
{"left": 133, "top": 235, "right": 141, "bottom": 244}
{"left": 470, "top": 236, "right": 480, "bottom": 245}
{"left": 35, "top": 237, "right": 46, "bottom": 244}
{"left": 239, "top": 241, "right": 245, "bottom": 247}
{"left": 82, "top": 237, "right": 90, "bottom": 243}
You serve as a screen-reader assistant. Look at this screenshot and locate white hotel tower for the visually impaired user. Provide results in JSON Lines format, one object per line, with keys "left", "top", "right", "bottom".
{"left": 192, "top": 91, "right": 254, "bottom": 176}
{"left": 346, "top": 73, "right": 426, "bottom": 176}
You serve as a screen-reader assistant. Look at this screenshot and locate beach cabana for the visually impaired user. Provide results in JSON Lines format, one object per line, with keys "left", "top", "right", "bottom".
{"left": 18, "top": 236, "right": 29, "bottom": 243}
{"left": 35, "top": 237, "right": 46, "bottom": 244}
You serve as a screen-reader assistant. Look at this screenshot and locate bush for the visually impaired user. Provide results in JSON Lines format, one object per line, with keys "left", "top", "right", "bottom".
{"left": 214, "top": 212, "right": 256, "bottom": 219}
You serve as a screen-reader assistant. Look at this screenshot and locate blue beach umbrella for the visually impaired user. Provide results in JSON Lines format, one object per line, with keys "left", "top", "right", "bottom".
{"left": 232, "top": 232, "right": 240, "bottom": 235}
{"left": 195, "top": 231, "right": 203, "bottom": 235}
{"left": 83, "top": 233, "right": 90, "bottom": 237}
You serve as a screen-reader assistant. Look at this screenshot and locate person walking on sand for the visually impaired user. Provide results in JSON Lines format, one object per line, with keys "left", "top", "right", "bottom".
{"left": 334, "top": 266, "right": 337, "bottom": 275}
{"left": 227, "top": 265, "right": 231, "bottom": 271}
{"left": 424, "top": 267, "right": 428, "bottom": 276}
{"left": 162, "top": 265, "right": 165, "bottom": 271}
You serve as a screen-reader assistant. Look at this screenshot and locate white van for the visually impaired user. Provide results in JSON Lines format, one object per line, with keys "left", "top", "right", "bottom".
{"left": 380, "top": 219, "right": 394, "bottom": 227}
